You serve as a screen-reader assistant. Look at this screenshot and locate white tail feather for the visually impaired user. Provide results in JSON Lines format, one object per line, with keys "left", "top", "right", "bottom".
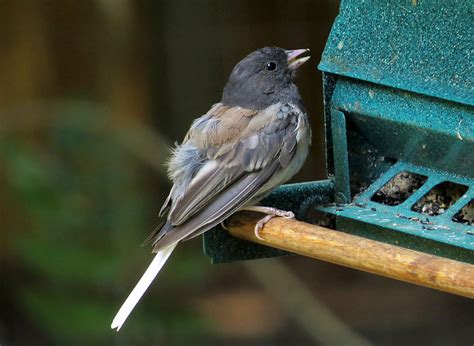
{"left": 111, "top": 244, "right": 177, "bottom": 331}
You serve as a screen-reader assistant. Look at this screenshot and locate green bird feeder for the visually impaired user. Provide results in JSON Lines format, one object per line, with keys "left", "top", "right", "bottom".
{"left": 204, "top": 0, "right": 474, "bottom": 266}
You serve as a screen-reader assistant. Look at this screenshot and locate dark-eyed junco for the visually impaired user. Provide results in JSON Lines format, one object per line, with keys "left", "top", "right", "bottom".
{"left": 112, "top": 46, "right": 311, "bottom": 330}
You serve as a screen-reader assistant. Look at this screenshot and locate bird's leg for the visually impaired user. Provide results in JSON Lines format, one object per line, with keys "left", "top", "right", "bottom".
{"left": 239, "top": 206, "right": 295, "bottom": 240}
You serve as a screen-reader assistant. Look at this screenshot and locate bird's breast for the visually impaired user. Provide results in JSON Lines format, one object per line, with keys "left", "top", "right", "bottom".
{"left": 253, "top": 105, "right": 311, "bottom": 200}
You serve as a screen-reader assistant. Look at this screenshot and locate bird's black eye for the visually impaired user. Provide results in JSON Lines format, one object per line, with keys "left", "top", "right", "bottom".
{"left": 265, "top": 62, "right": 277, "bottom": 71}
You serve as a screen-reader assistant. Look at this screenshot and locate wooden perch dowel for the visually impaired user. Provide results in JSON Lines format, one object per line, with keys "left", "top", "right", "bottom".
{"left": 226, "top": 212, "right": 474, "bottom": 298}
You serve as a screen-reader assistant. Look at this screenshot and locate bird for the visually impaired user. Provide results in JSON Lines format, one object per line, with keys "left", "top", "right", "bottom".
{"left": 111, "top": 46, "right": 311, "bottom": 331}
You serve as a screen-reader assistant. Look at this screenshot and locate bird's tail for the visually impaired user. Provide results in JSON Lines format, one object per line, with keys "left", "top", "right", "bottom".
{"left": 111, "top": 243, "right": 177, "bottom": 331}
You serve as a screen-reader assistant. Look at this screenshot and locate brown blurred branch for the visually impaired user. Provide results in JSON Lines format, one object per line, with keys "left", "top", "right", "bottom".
{"left": 0, "top": 101, "right": 170, "bottom": 176}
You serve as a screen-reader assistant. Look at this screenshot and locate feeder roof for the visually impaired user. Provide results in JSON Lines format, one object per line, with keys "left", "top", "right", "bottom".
{"left": 318, "top": 0, "right": 474, "bottom": 107}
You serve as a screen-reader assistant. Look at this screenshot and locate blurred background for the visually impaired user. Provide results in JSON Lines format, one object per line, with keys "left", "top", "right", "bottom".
{"left": 0, "top": 1, "right": 472, "bottom": 345}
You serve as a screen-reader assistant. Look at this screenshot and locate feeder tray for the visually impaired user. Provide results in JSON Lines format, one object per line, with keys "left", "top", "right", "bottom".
{"left": 203, "top": 0, "right": 474, "bottom": 288}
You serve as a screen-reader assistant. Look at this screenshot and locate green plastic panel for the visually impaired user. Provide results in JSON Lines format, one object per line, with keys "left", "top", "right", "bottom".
{"left": 332, "top": 77, "right": 474, "bottom": 178}
{"left": 321, "top": 76, "right": 473, "bottom": 263}
{"left": 319, "top": 0, "right": 474, "bottom": 106}
{"left": 318, "top": 160, "right": 474, "bottom": 263}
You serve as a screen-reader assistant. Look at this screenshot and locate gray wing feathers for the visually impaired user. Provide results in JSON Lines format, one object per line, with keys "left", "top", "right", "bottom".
{"left": 148, "top": 103, "right": 302, "bottom": 250}
{"left": 169, "top": 117, "right": 296, "bottom": 225}
{"left": 152, "top": 158, "right": 281, "bottom": 251}
{"left": 168, "top": 161, "right": 243, "bottom": 225}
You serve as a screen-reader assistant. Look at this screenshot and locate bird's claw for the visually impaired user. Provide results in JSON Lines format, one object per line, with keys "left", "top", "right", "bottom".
{"left": 238, "top": 206, "right": 296, "bottom": 240}
{"left": 253, "top": 210, "right": 295, "bottom": 240}
{"left": 254, "top": 215, "right": 273, "bottom": 240}
{"left": 280, "top": 210, "right": 295, "bottom": 219}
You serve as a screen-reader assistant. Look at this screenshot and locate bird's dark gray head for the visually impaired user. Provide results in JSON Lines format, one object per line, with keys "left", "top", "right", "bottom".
{"left": 222, "top": 46, "right": 310, "bottom": 110}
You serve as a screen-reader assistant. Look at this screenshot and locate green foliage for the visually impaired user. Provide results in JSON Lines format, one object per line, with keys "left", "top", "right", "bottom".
{"left": 1, "top": 102, "right": 210, "bottom": 345}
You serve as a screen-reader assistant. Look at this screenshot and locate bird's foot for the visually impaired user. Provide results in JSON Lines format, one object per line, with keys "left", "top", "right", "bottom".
{"left": 239, "top": 206, "right": 295, "bottom": 240}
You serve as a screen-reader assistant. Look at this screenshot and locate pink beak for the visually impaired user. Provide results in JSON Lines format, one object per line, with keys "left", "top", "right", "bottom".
{"left": 286, "top": 49, "right": 311, "bottom": 70}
